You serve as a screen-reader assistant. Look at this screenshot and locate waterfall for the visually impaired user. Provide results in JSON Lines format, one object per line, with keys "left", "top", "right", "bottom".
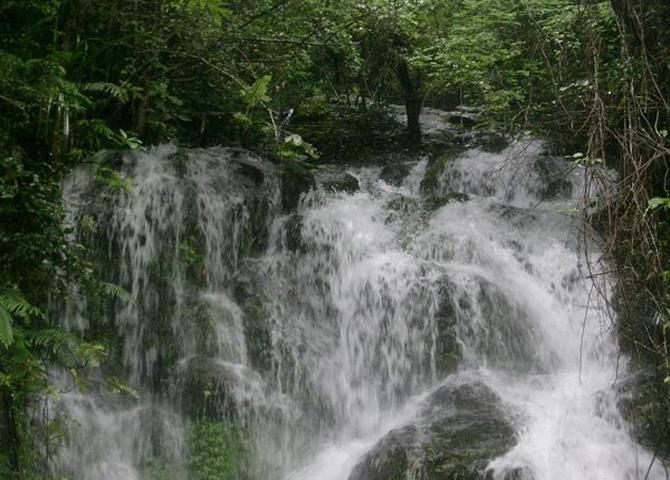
{"left": 54, "top": 139, "right": 664, "bottom": 480}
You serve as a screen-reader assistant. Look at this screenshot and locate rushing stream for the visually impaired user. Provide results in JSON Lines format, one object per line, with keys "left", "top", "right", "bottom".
{"left": 55, "top": 136, "right": 665, "bottom": 479}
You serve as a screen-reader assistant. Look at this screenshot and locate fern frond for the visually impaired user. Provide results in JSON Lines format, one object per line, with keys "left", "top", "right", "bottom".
{"left": 82, "top": 82, "right": 130, "bottom": 103}
{"left": 0, "top": 288, "right": 43, "bottom": 320}
{"left": 100, "top": 282, "right": 134, "bottom": 303}
{"left": 26, "top": 328, "right": 78, "bottom": 352}
{"left": 25, "top": 328, "right": 105, "bottom": 367}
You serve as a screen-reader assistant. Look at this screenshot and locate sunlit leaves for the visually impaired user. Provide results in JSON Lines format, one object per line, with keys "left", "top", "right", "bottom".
{"left": 241, "top": 75, "right": 272, "bottom": 109}
{"left": 648, "top": 197, "right": 670, "bottom": 211}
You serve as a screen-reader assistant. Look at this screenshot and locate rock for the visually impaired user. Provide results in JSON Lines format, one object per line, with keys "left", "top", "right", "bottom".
{"left": 420, "top": 148, "right": 464, "bottom": 196}
{"left": 533, "top": 156, "right": 572, "bottom": 200}
{"left": 228, "top": 149, "right": 273, "bottom": 186}
{"left": 447, "top": 112, "right": 480, "bottom": 129}
{"left": 502, "top": 467, "right": 534, "bottom": 480}
{"left": 385, "top": 195, "right": 419, "bottom": 214}
{"left": 476, "top": 131, "right": 508, "bottom": 153}
{"left": 424, "top": 191, "right": 470, "bottom": 211}
{"left": 282, "top": 213, "right": 306, "bottom": 253}
{"left": 349, "top": 381, "right": 516, "bottom": 480}
{"left": 391, "top": 105, "right": 477, "bottom": 138}
{"left": 434, "top": 281, "right": 461, "bottom": 374}
{"left": 281, "top": 160, "right": 316, "bottom": 211}
{"left": 233, "top": 270, "right": 273, "bottom": 371}
{"left": 380, "top": 163, "right": 411, "bottom": 186}
{"left": 616, "top": 368, "right": 669, "bottom": 459}
{"left": 316, "top": 167, "right": 360, "bottom": 193}
{"left": 173, "top": 355, "right": 267, "bottom": 418}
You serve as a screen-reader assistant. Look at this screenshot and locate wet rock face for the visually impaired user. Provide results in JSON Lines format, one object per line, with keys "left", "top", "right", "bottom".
{"left": 532, "top": 156, "right": 573, "bottom": 200}
{"left": 281, "top": 159, "right": 316, "bottom": 211}
{"left": 316, "top": 167, "right": 360, "bottom": 193}
{"left": 380, "top": 163, "right": 411, "bottom": 186}
{"left": 227, "top": 148, "right": 274, "bottom": 187}
{"left": 349, "top": 381, "right": 515, "bottom": 480}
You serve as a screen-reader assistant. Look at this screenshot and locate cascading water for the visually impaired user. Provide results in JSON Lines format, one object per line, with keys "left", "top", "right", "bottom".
{"left": 54, "top": 136, "right": 665, "bottom": 480}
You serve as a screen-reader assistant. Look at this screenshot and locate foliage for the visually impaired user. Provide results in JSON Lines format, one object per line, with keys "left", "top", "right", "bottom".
{"left": 1, "top": 0, "right": 670, "bottom": 474}
{"left": 188, "top": 419, "right": 247, "bottom": 480}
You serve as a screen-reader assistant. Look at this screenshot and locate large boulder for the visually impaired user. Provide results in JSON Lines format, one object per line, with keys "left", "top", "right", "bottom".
{"left": 349, "top": 381, "right": 516, "bottom": 480}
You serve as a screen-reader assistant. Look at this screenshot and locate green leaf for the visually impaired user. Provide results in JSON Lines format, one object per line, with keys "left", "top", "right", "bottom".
{"left": 232, "top": 111, "right": 252, "bottom": 127}
{"left": 82, "top": 82, "right": 130, "bottom": 103}
{"left": 241, "top": 75, "right": 272, "bottom": 108}
{"left": 648, "top": 197, "right": 670, "bottom": 211}
{"left": 0, "top": 307, "right": 13, "bottom": 348}
{"left": 0, "top": 287, "right": 43, "bottom": 321}
{"left": 100, "top": 282, "right": 134, "bottom": 303}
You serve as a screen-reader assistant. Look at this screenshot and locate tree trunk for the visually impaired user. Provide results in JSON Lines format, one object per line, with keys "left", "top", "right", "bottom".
{"left": 395, "top": 57, "right": 422, "bottom": 146}
{"left": 0, "top": 388, "right": 19, "bottom": 472}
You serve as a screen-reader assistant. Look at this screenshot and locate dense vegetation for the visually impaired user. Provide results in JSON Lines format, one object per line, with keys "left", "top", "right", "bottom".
{"left": 1, "top": 0, "right": 669, "bottom": 477}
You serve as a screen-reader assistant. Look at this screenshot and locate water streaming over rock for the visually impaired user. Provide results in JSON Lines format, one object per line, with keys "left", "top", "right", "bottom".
{"left": 53, "top": 139, "right": 665, "bottom": 480}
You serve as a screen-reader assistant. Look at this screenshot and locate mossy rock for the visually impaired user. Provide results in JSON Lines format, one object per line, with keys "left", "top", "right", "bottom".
{"left": 617, "top": 369, "right": 670, "bottom": 461}
{"left": 434, "top": 281, "right": 461, "bottom": 375}
{"left": 315, "top": 167, "right": 360, "bottom": 193}
{"left": 281, "top": 159, "right": 316, "bottom": 211}
{"left": 424, "top": 192, "right": 470, "bottom": 211}
{"left": 349, "top": 381, "right": 515, "bottom": 480}
{"left": 233, "top": 271, "right": 272, "bottom": 372}
{"left": 474, "top": 131, "right": 507, "bottom": 153}
{"left": 380, "top": 163, "right": 411, "bottom": 186}
{"left": 187, "top": 419, "right": 248, "bottom": 480}
{"left": 420, "top": 147, "right": 463, "bottom": 197}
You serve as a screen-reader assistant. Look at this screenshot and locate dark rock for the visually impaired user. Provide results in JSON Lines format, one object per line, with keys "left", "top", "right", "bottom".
{"left": 476, "top": 132, "right": 508, "bottom": 153}
{"left": 502, "top": 467, "right": 534, "bottom": 480}
{"left": 617, "top": 368, "right": 670, "bottom": 460}
{"left": 233, "top": 271, "right": 273, "bottom": 372}
{"left": 229, "top": 149, "right": 272, "bottom": 186}
{"left": 424, "top": 191, "right": 470, "bottom": 211}
{"left": 447, "top": 112, "right": 480, "bottom": 129}
{"left": 533, "top": 156, "right": 572, "bottom": 200}
{"left": 281, "top": 160, "right": 316, "bottom": 211}
{"left": 316, "top": 168, "right": 360, "bottom": 193}
{"left": 282, "top": 214, "right": 306, "bottom": 253}
{"left": 385, "top": 195, "right": 419, "bottom": 214}
{"left": 349, "top": 381, "right": 516, "bottom": 480}
{"left": 434, "top": 280, "right": 461, "bottom": 374}
{"left": 420, "top": 148, "right": 464, "bottom": 196}
{"left": 173, "top": 355, "right": 267, "bottom": 418}
{"left": 380, "top": 163, "right": 411, "bottom": 186}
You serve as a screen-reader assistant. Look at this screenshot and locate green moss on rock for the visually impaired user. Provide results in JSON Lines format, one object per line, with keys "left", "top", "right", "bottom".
{"left": 188, "top": 419, "right": 248, "bottom": 480}
{"left": 349, "top": 382, "right": 515, "bottom": 480}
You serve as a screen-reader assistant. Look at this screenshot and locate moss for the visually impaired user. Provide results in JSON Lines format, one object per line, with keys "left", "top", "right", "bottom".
{"left": 233, "top": 275, "right": 272, "bottom": 372}
{"left": 187, "top": 419, "right": 248, "bottom": 480}
{"left": 350, "top": 383, "right": 515, "bottom": 480}
{"left": 619, "top": 372, "right": 670, "bottom": 460}
{"left": 420, "top": 146, "right": 463, "bottom": 197}
{"left": 424, "top": 192, "right": 470, "bottom": 212}
{"left": 142, "top": 457, "right": 187, "bottom": 480}
{"left": 380, "top": 163, "right": 411, "bottom": 187}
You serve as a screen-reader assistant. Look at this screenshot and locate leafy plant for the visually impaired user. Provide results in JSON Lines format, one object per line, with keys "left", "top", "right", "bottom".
{"left": 188, "top": 420, "right": 247, "bottom": 480}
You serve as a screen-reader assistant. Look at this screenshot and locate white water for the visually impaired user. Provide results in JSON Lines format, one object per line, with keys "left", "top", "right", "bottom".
{"left": 55, "top": 140, "right": 664, "bottom": 480}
